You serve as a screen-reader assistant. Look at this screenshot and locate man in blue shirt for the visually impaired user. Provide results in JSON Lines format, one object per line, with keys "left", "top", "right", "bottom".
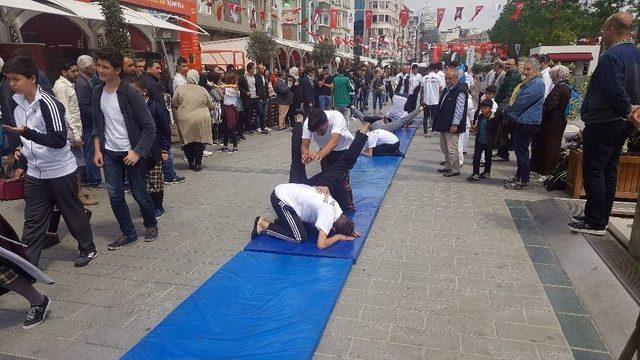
{"left": 569, "top": 12, "right": 640, "bottom": 236}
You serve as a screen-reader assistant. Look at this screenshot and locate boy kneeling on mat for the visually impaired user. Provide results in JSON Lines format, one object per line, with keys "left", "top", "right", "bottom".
{"left": 251, "top": 112, "right": 379, "bottom": 249}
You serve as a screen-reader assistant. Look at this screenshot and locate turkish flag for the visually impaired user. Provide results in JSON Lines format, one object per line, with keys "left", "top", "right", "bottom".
{"left": 454, "top": 7, "right": 464, "bottom": 21}
{"left": 436, "top": 8, "right": 445, "bottom": 28}
{"left": 470, "top": 6, "right": 483, "bottom": 22}
{"left": 511, "top": 2, "right": 525, "bottom": 20}
{"left": 300, "top": 18, "right": 309, "bottom": 26}
{"left": 216, "top": 4, "right": 223, "bottom": 21}
{"left": 365, "top": 9, "right": 373, "bottom": 30}
{"left": 312, "top": 9, "right": 321, "bottom": 24}
{"left": 259, "top": 10, "right": 265, "bottom": 21}
{"left": 334, "top": 37, "right": 342, "bottom": 46}
{"left": 330, "top": 9, "right": 338, "bottom": 29}
{"left": 399, "top": 9, "right": 409, "bottom": 27}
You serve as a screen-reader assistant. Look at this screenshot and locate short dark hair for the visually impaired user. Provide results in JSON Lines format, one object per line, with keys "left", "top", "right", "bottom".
{"left": 129, "top": 78, "right": 147, "bottom": 93}
{"left": 304, "top": 66, "right": 316, "bottom": 76}
{"left": 485, "top": 85, "right": 497, "bottom": 94}
{"left": 176, "top": 57, "right": 188, "bottom": 66}
{"left": 449, "top": 60, "right": 459, "bottom": 68}
{"left": 4, "top": 56, "right": 39, "bottom": 81}
{"left": 145, "top": 59, "right": 161, "bottom": 70}
{"left": 411, "top": 64, "right": 418, "bottom": 69}
{"left": 59, "top": 60, "right": 76, "bottom": 74}
{"left": 208, "top": 71, "right": 221, "bottom": 84}
{"left": 307, "top": 108, "right": 328, "bottom": 132}
{"left": 538, "top": 54, "right": 550, "bottom": 64}
{"left": 246, "top": 62, "right": 254, "bottom": 71}
{"left": 479, "top": 99, "right": 494, "bottom": 108}
{"left": 96, "top": 47, "right": 124, "bottom": 70}
{"left": 333, "top": 214, "right": 355, "bottom": 237}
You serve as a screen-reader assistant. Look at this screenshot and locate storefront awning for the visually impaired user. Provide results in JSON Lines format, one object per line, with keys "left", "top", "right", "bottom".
{"left": 44, "top": 0, "right": 201, "bottom": 34}
{"left": 0, "top": 0, "right": 74, "bottom": 17}
{"left": 548, "top": 52, "right": 594, "bottom": 62}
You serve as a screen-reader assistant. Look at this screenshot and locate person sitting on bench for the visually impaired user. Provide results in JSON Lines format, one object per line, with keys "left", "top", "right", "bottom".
{"left": 361, "top": 129, "right": 404, "bottom": 157}
{"left": 251, "top": 113, "right": 378, "bottom": 249}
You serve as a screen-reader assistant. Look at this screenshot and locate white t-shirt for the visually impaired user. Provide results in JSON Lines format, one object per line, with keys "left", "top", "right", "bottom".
{"left": 274, "top": 183, "right": 343, "bottom": 235}
{"left": 387, "top": 95, "right": 408, "bottom": 121}
{"left": 302, "top": 110, "right": 354, "bottom": 151}
{"left": 541, "top": 67, "right": 553, "bottom": 99}
{"left": 100, "top": 91, "right": 131, "bottom": 152}
{"left": 247, "top": 75, "right": 257, "bottom": 98}
{"left": 409, "top": 72, "right": 423, "bottom": 93}
{"left": 421, "top": 73, "right": 443, "bottom": 106}
{"left": 172, "top": 73, "right": 187, "bottom": 93}
{"left": 437, "top": 71, "right": 446, "bottom": 86}
{"left": 366, "top": 129, "right": 399, "bottom": 148}
{"left": 223, "top": 87, "right": 239, "bottom": 106}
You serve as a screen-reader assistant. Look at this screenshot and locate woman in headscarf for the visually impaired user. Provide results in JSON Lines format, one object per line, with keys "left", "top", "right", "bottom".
{"left": 503, "top": 58, "right": 546, "bottom": 190}
{"left": 531, "top": 65, "right": 572, "bottom": 179}
{"left": 171, "top": 70, "right": 215, "bottom": 172}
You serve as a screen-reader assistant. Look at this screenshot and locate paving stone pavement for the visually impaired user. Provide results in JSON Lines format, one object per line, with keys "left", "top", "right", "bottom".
{"left": 0, "top": 109, "right": 573, "bottom": 360}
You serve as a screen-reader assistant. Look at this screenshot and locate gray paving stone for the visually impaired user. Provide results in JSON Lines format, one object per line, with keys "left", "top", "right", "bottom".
{"left": 494, "top": 321, "right": 568, "bottom": 346}
{"left": 389, "top": 325, "right": 460, "bottom": 351}
{"left": 424, "top": 348, "right": 499, "bottom": 359}
{"left": 325, "top": 317, "right": 390, "bottom": 341}
{"left": 348, "top": 338, "right": 423, "bottom": 360}
{"left": 360, "top": 305, "right": 426, "bottom": 328}
{"left": 74, "top": 323, "right": 146, "bottom": 349}
{"left": 460, "top": 335, "right": 539, "bottom": 360}
{"left": 316, "top": 333, "right": 352, "bottom": 357}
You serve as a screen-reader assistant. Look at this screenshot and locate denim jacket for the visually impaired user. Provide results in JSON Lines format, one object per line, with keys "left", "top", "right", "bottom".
{"left": 505, "top": 76, "right": 545, "bottom": 125}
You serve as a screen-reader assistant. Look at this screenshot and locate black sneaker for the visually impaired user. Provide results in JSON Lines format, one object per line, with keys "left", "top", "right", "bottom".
{"left": 505, "top": 181, "right": 528, "bottom": 190}
{"left": 437, "top": 168, "right": 450, "bottom": 173}
{"left": 480, "top": 172, "right": 491, "bottom": 179}
{"left": 443, "top": 171, "right": 461, "bottom": 177}
{"left": 74, "top": 250, "right": 98, "bottom": 267}
{"left": 568, "top": 221, "right": 606, "bottom": 236}
{"left": 572, "top": 215, "right": 586, "bottom": 222}
{"left": 439, "top": 161, "right": 446, "bottom": 166}
{"left": 467, "top": 174, "right": 480, "bottom": 182}
{"left": 164, "top": 176, "right": 186, "bottom": 185}
{"left": 363, "top": 114, "right": 384, "bottom": 124}
{"left": 503, "top": 177, "right": 518, "bottom": 184}
{"left": 251, "top": 216, "right": 260, "bottom": 240}
{"left": 145, "top": 226, "right": 159, "bottom": 242}
{"left": 108, "top": 234, "right": 139, "bottom": 250}
{"left": 23, "top": 296, "right": 51, "bottom": 329}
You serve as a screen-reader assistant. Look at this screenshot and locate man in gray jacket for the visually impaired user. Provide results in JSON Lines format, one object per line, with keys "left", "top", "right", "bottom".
{"left": 92, "top": 48, "right": 158, "bottom": 250}
{"left": 274, "top": 70, "right": 292, "bottom": 130}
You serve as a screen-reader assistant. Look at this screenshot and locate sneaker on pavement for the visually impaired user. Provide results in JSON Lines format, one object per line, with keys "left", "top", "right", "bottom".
{"left": 155, "top": 208, "right": 165, "bottom": 218}
{"left": 437, "top": 168, "right": 450, "bottom": 173}
{"left": 568, "top": 221, "right": 606, "bottom": 236}
{"left": 503, "top": 177, "right": 518, "bottom": 184}
{"left": 203, "top": 150, "right": 213, "bottom": 157}
{"left": 467, "top": 174, "right": 480, "bottom": 181}
{"left": 74, "top": 250, "right": 98, "bottom": 267}
{"left": 22, "top": 296, "right": 51, "bottom": 329}
{"left": 572, "top": 215, "right": 586, "bottom": 222}
{"left": 145, "top": 226, "right": 159, "bottom": 242}
{"left": 480, "top": 172, "right": 491, "bottom": 179}
{"left": 164, "top": 175, "right": 186, "bottom": 185}
{"left": 493, "top": 156, "right": 509, "bottom": 162}
{"left": 439, "top": 161, "right": 446, "bottom": 166}
{"left": 443, "top": 171, "right": 460, "bottom": 177}
{"left": 505, "top": 181, "right": 528, "bottom": 190}
{"left": 108, "top": 234, "right": 139, "bottom": 250}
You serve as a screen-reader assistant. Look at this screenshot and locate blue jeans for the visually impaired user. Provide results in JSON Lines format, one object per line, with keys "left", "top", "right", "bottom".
{"left": 82, "top": 127, "right": 102, "bottom": 187}
{"left": 319, "top": 95, "right": 332, "bottom": 110}
{"left": 162, "top": 149, "right": 177, "bottom": 182}
{"left": 359, "top": 88, "right": 369, "bottom": 111}
{"left": 255, "top": 100, "right": 267, "bottom": 130}
{"left": 512, "top": 123, "right": 540, "bottom": 184}
{"left": 372, "top": 92, "right": 384, "bottom": 110}
{"left": 104, "top": 150, "right": 157, "bottom": 238}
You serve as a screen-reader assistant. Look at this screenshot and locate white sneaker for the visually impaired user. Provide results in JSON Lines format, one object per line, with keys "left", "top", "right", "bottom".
{"left": 265, "top": 127, "right": 272, "bottom": 132}
{"left": 203, "top": 150, "right": 213, "bottom": 157}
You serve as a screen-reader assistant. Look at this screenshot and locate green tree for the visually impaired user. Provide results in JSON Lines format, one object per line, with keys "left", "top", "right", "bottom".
{"left": 312, "top": 40, "right": 337, "bottom": 67}
{"left": 98, "top": 0, "right": 133, "bottom": 56}
{"left": 246, "top": 30, "right": 277, "bottom": 66}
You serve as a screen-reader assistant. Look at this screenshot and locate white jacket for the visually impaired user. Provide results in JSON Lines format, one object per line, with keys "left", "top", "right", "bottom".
{"left": 53, "top": 76, "right": 82, "bottom": 142}
{"left": 13, "top": 88, "right": 77, "bottom": 179}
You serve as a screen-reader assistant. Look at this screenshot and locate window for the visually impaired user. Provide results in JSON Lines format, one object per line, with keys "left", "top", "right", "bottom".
{"left": 372, "top": 1, "right": 378, "bottom": 9}
{"left": 384, "top": 15, "right": 389, "bottom": 22}
{"left": 321, "top": 14, "right": 329, "bottom": 25}
{"left": 378, "top": 28, "right": 383, "bottom": 35}
{"left": 372, "top": 15, "right": 377, "bottom": 22}
{"left": 385, "top": 1, "right": 390, "bottom": 9}
{"left": 198, "top": 0, "right": 211, "bottom": 15}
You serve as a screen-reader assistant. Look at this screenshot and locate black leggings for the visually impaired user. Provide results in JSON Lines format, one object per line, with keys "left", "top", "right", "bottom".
{"left": 266, "top": 191, "right": 307, "bottom": 243}
{"left": 184, "top": 142, "right": 205, "bottom": 166}
{"left": 373, "top": 142, "right": 404, "bottom": 157}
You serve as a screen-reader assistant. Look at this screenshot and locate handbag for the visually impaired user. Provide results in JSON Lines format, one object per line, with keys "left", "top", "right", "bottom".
{"left": 0, "top": 178, "right": 25, "bottom": 201}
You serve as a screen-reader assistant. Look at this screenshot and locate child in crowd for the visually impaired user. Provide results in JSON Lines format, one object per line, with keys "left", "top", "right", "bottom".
{"left": 130, "top": 79, "right": 171, "bottom": 217}
{"left": 468, "top": 99, "right": 497, "bottom": 181}
{"left": 221, "top": 71, "right": 240, "bottom": 153}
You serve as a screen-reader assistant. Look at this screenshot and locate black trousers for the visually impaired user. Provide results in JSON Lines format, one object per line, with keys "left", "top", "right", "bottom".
{"left": 512, "top": 123, "right": 540, "bottom": 184}
{"left": 373, "top": 143, "right": 403, "bottom": 157}
{"left": 23, "top": 171, "right": 95, "bottom": 266}
{"left": 423, "top": 105, "right": 438, "bottom": 133}
{"left": 184, "top": 142, "right": 205, "bottom": 166}
{"left": 583, "top": 120, "right": 634, "bottom": 229}
{"left": 266, "top": 191, "right": 307, "bottom": 243}
{"left": 242, "top": 98, "right": 258, "bottom": 131}
{"left": 289, "top": 122, "right": 366, "bottom": 196}
{"left": 472, "top": 140, "right": 492, "bottom": 175}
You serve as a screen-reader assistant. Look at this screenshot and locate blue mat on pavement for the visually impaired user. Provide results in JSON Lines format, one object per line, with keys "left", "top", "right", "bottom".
{"left": 122, "top": 251, "right": 352, "bottom": 360}
{"left": 244, "top": 127, "right": 416, "bottom": 261}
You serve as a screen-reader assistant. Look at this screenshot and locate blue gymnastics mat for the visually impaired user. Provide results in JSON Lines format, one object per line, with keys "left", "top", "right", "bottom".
{"left": 122, "top": 251, "right": 352, "bottom": 360}
{"left": 244, "top": 127, "right": 416, "bottom": 261}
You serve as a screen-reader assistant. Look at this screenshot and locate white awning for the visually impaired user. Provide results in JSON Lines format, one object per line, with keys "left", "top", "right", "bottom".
{"left": 43, "top": 0, "right": 200, "bottom": 34}
{"left": 0, "top": 0, "right": 74, "bottom": 16}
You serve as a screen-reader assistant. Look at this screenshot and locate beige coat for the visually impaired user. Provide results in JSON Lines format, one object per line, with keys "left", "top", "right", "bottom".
{"left": 171, "top": 84, "right": 214, "bottom": 144}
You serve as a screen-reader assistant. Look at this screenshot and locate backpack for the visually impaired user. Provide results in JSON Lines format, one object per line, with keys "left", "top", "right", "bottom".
{"left": 544, "top": 170, "right": 568, "bottom": 191}
{"left": 562, "top": 83, "right": 580, "bottom": 118}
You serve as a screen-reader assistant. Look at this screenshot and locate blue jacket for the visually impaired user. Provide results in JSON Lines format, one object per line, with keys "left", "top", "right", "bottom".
{"left": 580, "top": 42, "right": 640, "bottom": 124}
{"left": 505, "top": 76, "right": 545, "bottom": 125}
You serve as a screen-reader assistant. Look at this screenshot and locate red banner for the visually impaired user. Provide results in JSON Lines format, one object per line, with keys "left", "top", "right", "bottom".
{"left": 399, "top": 9, "right": 409, "bottom": 27}
{"left": 436, "top": 8, "right": 445, "bottom": 28}
{"left": 312, "top": 8, "right": 321, "bottom": 24}
{"left": 365, "top": 9, "right": 373, "bottom": 30}
{"left": 470, "top": 6, "right": 483, "bottom": 22}
{"left": 511, "top": 2, "right": 525, "bottom": 20}
{"left": 330, "top": 9, "right": 338, "bottom": 29}
{"left": 454, "top": 7, "right": 464, "bottom": 21}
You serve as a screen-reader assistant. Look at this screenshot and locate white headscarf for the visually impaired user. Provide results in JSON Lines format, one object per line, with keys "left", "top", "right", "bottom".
{"left": 186, "top": 69, "right": 200, "bottom": 84}
{"left": 289, "top": 66, "right": 299, "bottom": 80}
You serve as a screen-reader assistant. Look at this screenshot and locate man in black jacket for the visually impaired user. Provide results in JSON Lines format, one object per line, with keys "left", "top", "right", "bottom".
{"left": 238, "top": 62, "right": 257, "bottom": 134}
{"left": 298, "top": 66, "right": 316, "bottom": 114}
{"left": 75, "top": 55, "right": 102, "bottom": 188}
{"left": 569, "top": 13, "right": 640, "bottom": 236}
{"left": 254, "top": 64, "right": 270, "bottom": 134}
{"left": 92, "top": 48, "right": 158, "bottom": 250}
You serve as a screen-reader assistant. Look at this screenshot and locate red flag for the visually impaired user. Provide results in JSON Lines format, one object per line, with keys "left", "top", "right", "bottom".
{"left": 365, "top": 10, "right": 373, "bottom": 30}
{"left": 329, "top": 9, "right": 338, "bottom": 29}
{"left": 300, "top": 18, "right": 309, "bottom": 26}
{"left": 511, "top": 2, "right": 525, "bottom": 20}
{"left": 470, "top": 5, "right": 483, "bottom": 22}
{"left": 436, "top": 8, "right": 445, "bottom": 28}
{"left": 454, "top": 7, "right": 464, "bottom": 21}
{"left": 216, "top": 4, "right": 223, "bottom": 21}
{"left": 312, "top": 9, "right": 321, "bottom": 24}
{"left": 259, "top": 10, "right": 265, "bottom": 21}
{"left": 334, "top": 37, "right": 341, "bottom": 46}
{"left": 399, "top": 9, "right": 409, "bottom": 27}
